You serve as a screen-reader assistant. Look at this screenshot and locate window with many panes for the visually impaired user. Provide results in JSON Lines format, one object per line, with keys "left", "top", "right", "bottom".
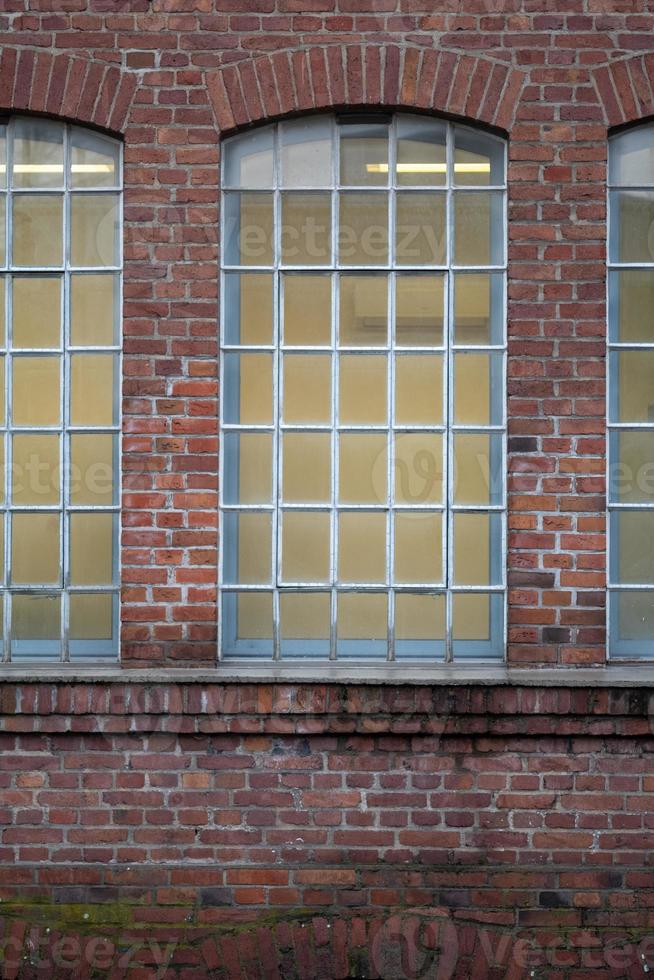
{"left": 219, "top": 113, "right": 506, "bottom": 663}
{"left": 0, "top": 117, "right": 121, "bottom": 662}
{"left": 608, "top": 124, "right": 654, "bottom": 657}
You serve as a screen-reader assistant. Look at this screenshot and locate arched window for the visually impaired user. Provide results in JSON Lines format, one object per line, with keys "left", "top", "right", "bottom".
{"left": 0, "top": 117, "right": 121, "bottom": 662}
{"left": 608, "top": 125, "right": 654, "bottom": 658}
{"left": 220, "top": 113, "right": 506, "bottom": 663}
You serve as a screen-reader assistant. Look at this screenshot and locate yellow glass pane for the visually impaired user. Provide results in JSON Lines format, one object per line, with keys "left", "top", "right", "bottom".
{"left": 283, "top": 274, "right": 331, "bottom": 346}
{"left": 394, "top": 432, "right": 443, "bottom": 505}
{"left": 70, "top": 274, "right": 118, "bottom": 346}
{"left": 0, "top": 356, "right": 5, "bottom": 426}
{"left": 395, "top": 593, "right": 445, "bottom": 641}
{"left": 71, "top": 128, "right": 120, "bottom": 189}
{"left": 12, "top": 434, "right": 60, "bottom": 505}
{"left": 452, "top": 593, "right": 491, "bottom": 641}
{"left": 12, "top": 277, "right": 61, "bottom": 348}
{"left": 395, "top": 353, "right": 443, "bottom": 426}
{"left": 339, "top": 274, "right": 387, "bottom": 347}
{"left": 282, "top": 432, "right": 331, "bottom": 503}
{"left": 70, "top": 354, "right": 115, "bottom": 426}
{"left": 281, "top": 511, "right": 330, "bottom": 583}
{"left": 11, "top": 594, "right": 60, "bottom": 641}
{"left": 396, "top": 192, "right": 446, "bottom": 265}
{"left": 12, "top": 356, "right": 60, "bottom": 426}
{"left": 394, "top": 512, "right": 442, "bottom": 584}
{"left": 12, "top": 119, "right": 64, "bottom": 189}
{"left": 280, "top": 593, "right": 330, "bottom": 641}
{"left": 223, "top": 432, "right": 272, "bottom": 506}
{"left": 70, "top": 433, "right": 116, "bottom": 506}
{"left": 11, "top": 513, "right": 60, "bottom": 585}
{"left": 337, "top": 592, "right": 387, "bottom": 639}
{"left": 223, "top": 512, "right": 271, "bottom": 585}
{"left": 13, "top": 195, "right": 63, "bottom": 267}
{"left": 396, "top": 274, "right": 444, "bottom": 347}
{"left": 70, "top": 193, "right": 119, "bottom": 267}
{"left": 283, "top": 354, "right": 331, "bottom": 424}
{"left": 224, "top": 273, "right": 273, "bottom": 346}
{"left": 454, "top": 191, "right": 503, "bottom": 265}
{"left": 454, "top": 353, "right": 494, "bottom": 425}
{"left": 70, "top": 593, "right": 114, "bottom": 641}
{"left": 70, "top": 512, "right": 114, "bottom": 586}
{"left": 455, "top": 273, "right": 494, "bottom": 345}
{"left": 281, "top": 192, "right": 331, "bottom": 265}
{"left": 224, "top": 352, "right": 272, "bottom": 425}
{"left": 0, "top": 196, "right": 5, "bottom": 265}
{"left": 616, "top": 351, "right": 654, "bottom": 422}
{"left": 339, "top": 192, "right": 388, "bottom": 266}
{"left": 338, "top": 511, "right": 386, "bottom": 583}
{"left": 232, "top": 591, "right": 273, "bottom": 642}
{"left": 0, "top": 277, "right": 5, "bottom": 346}
{"left": 339, "top": 433, "right": 387, "bottom": 504}
{"left": 226, "top": 192, "right": 274, "bottom": 266}
{"left": 339, "top": 354, "right": 387, "bottom": 425}
{"left": 453, "top": 512, "right": 491, "bottom": 586}
{"left": 454, "top": 433, "right": 496, "bottom": 506}
{"left": 0, "top": 438, "right": 4, "bottom": 505}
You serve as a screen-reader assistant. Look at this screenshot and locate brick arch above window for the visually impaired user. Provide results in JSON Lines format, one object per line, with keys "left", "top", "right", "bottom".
{"left": 0, "top": 49, "right": 137, "bottom": 134}
{"left": 593, "top": 55, "right": 654, "bottom": 129}
{"left": 207, "top": 46, "right": 526, "bottom": 137}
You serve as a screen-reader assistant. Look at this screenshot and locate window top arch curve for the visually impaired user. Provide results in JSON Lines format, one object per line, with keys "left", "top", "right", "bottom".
{"left": 609, "top": 122, "right": 654, "bottom": 189}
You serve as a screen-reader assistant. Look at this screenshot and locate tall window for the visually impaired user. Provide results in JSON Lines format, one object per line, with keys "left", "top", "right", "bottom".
{"left": 608, "top": 125, "right": 654, "bottom": 658}
{"left": 0, "top": 117, "right": 121, "bottom": 662}
{"left": 220, "top": 114, "right": 506, "bottom": 663}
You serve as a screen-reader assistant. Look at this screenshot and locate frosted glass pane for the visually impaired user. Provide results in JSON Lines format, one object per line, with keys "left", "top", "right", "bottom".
{"left": 610, "top": 430, "right": 654, "bottom": 504}
{"left": 611, "top": 190, "right": 654, "bottom": 262}
{"left": 11, "top": 513, "right": 60, "bottom": 585}
{"left": 339, "top": 433, "right": 386, "bottom": 504}
{"left": 395, "top": 593, "right": 445, "bottom": 643}
{"left": 70, "top": 274, "right": 119, "bottom": 346}
{"left": 13, "top": 195, "right": 63, "bottom": 267}
{"left": 283, "top": 274, "right": 331, "bottom": 346}
{"left": 0, "top": 278, "right": 4, "bottom": 346}
{"left": 396, "top": 115, "right": 447, "bottom": 187}
{"left": 70, "top": 193, "right": 119, "bottom": 267}
{"left": 396, "top": 274, "right": 444, "bottom": 347}
{"left": 339, "top": 192, "right": 388, "bottom": 266}
{"left": 283, "top": 354, "right": 331, "bottom": 424}
{"left": 222, "top": 511, "right": 271, "bottom": 585}
{"left": 0, "top": 357, "right": 5, "bottom": 426}
{"left": 223, "top": 432, "right": 272, "bottom": 506}
{"left": 0, "top": 196, "right": 5, "bottom": 266}
{"left": 338, "top": 511, "right": 386, "bottom": 583}
{"left": 613, "top": 510, "right": 654, "bottom": 584}
{"left": 340, "top": 123, "right": 388, "bottom": 186}
{"left": 454, "top": 272, "right": 503, "bottom": 346}
{"left": 280, "top": 117, "right": 332, "bottom": 187}
{"left": 454, "top": 127, "right": 504, "bottom": 187}
{"left": 453, "top": 512, "right": 502, "bottom": 586}
{"left": 223, "top": 273, "right": 273, "bottom": 346}
{"left": 395, "top": 354, "right": 443, "bottom": 426}
{"left": 12, "top": 277, "right": 61, "bottom": 348}
{"left": 223, "top": 352, "right": 273, "bottom": 425}
{"left": 611, "top": 591, "right": 654, "bottom": 642}
{"left": 222, "top": 591, "right": 274, "bottom": 656}
{"left": 281, "top": 511, "right": 330, "bottom": 583}
{"left": 223, "top": 128, "right": 274, "bottom": 188}
{"left": 282, "top": 432, "right": 331, "bottom": 503}
{"left": 339, "top": 274, "right": 388, "bottom": 347}
{"left": 452, "top": 592, "right": 492, "bottom": 641}
{"left": 339, "top": 354, "right": 387, "bottom": 425}
{"left": 612, "top": 351, "right": 654, "bottom": 422}
{"left": 12, "top": 118, "right": 64, "bottom": 189}
{"left": 454, "top": 191, "right": 503, "bottom": 266}
{"left": 11, "top": 594, "right": 60, "bottom": 643}
{"left": 454, "top": 432, "right": 503, "bottom": 506}
{"left": 280, "top": 593, "right": 330, "bottom": 651}
{"left": 223, "top": 192, "right": 274, "bottom": 266}
{"left": 454, "top": 353, "right": 503, "bottom": 426}
{"left": 610, "top": 128, "right": 654, "bottom": 186}
{"left": 337, "top": 592, "right": 387, "bottom": 654}
{"left": 12, "top": 434, "right": 60, "bottom": 505}
{"left": 70, "top": 354, "right": 116, "bottom": 426}
{"left": 70, "top": 512, "right": 115, "bottom": 586}
{"left": 396, "top": 193, "right": 446, "bottom": 266}
{"left": 71, "top": 128, "right": 120, "bottom": 189}
{"left": 394, "top": 512, "right": 442, "bottom": 584}
{"left": 12, "top": 356, "right": 60, "bottom": 426}
{"left": 70, "top": 433, "right": 116, "bottom": 506}
{"left": 281, "top": 192, "right": 331, "bottom": 265}
{"left": 394, "top": 433, "right": 443, "bottom": 505}
{"left": 69, "top": 593, "right": 114, "bottom": 642}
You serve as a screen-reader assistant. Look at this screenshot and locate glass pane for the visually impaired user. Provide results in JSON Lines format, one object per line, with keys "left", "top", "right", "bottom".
{"left": 454, "top": 432, "right": 503, "bottom": 506}
{"left": 223, "top": 273, "right": 272, "bottom": 346}
{"left": 70, "top": 433, "right": 117, "bottom": 506}
{"left": 283, "top": 354, "right": 331, "bottom": 424}
{"left": 0, "top": 439, "right": 4, "bottom": 505}
{"left": 610, "top": 190, "right": 654, "bottom": 263}
{"left": 223, "top": 352, "right": 273, "bottom": 425}
{"left": 280, "top": 117, "right": 332, "bottom": 188}
{"left": 395, "top": 593, "right": 445, "bottom": 659}
{"left": 12, "top": 356, "right": 60, "bottom": 426}
{"left": 12, "top": 276, "right": 61, "bottom": 349}
{"left": 396, "top": 193, "right": 446, "bottom": 266}
{"left": 281, "top": 192, "right": 331, "bottom": 265}
{"left": 70, "top": 353, "right": 116, "bottom": 426}
{"left": 13, "top": 195, "right": 63, "bottom": 267}
{"left": 452, "top": 593, "right": 503, "bottom": 652}
{"left": 11, "top": 594, "right": 60, "bottom": 657}
{"left": 12, "top": 434, "right": 60, "bottom": 505}
{"left": 0, "top": 195, "right": 5, "bottom": 266}
{"left": 396, "top": 274, "right": 444, "bottom": 347}
{"left": 394, "top": 432, "right": 443, "bottom": 505}
{"left": 223, "top": 128, "right": 274, "bottom": 188}
{"left": 339, "top": 433, "right": 387, "bottom": 504}
{"left": 339, "top": 192, "right": 388, "bottom": 266}
{"left": 396, "top": 115, "right": 447, "bottom": 187}
{"left": 609, "top": 270, "right": 654, "bottom": 344}
{"left": 339, "top": 274, "right": 387, "bottom": 347}
{"left": 11, "top": 513, "right": 60, "bottom": 585}
{"left": 612, "top": 351, "right": 654, "bottom": 422}
{"left": 394, "top": 511, "right": 442, "bottom": 584}
{"left": 337, "top": 592, "right": 387, "bottom": 657}
{"left": 282, "top": 432, "right": 331, "bottom": 503}
{"left": 283, "top": 274, "right": 331, "bottom": 346}
{"left": 454, "top": 191, "right": 503, "bottom": 266}
{"left": 610, "top": 430, "right": 654, "bottom": 504}
{"left": 70, "top": 273, "right": 119, "bottom": 347}
{"left": 223, "top": 192, "right": 274, "bottom": 266}
{"left": 223, "top": 432, "right": 272, "bottom": 506}
{"left": 454, "top": 127, "right": 504, "bottom": 187}
{"left": 612, "top": 510, "right": 654, "bottom": 584}
{"left": 0, "top": 357, "right": 4, "bottom": 426}
{"left": 71, "top": 128, "right": 120, "bottom": 189}
{"left": 395, "top": 353, "right": 443, "bottom": 426}
{"left": 221, "top": 591, "right": 274, "bottom": 657}
{"left": 611, "top": 591, "right": 654, "bottom": 644}
{"left": 281, "top": 510, "right": 330, "bottom": 583}
{"left": 610, "top": 128, "right": 654, "bottom": 187}
{"left": 70, "top": 193, "right": 119, "bottom": 267}
{"left": 280, "top": 592, "right": 330, "bottom": 655}
{"left": 70, "top": 512, "right": 115, "bottom": 586}
{"left": 222, "top": 511, "right": 272, "bottom": 585}
{"left": 339, "top": 354, "right": 387, "bottom": 425}
{"left": 339, "top": 123, "right": 388, "bottom": 186}
{"left": 454, "top": 352, "right": 503, "bottom": 426}
{"left": 453, "top": 512, "right": 502, "bottom": 586}
{"left": 12, "top": 118, "right": 64, "bottom": 189}
{"left": 69, "top": 593, "right": 116, "bottom": 649}
{"left": 338, "top": 511, "right": 386, "bottom": 583}
{"left": 454, "top": 272, "right": 504, "bottom": 346}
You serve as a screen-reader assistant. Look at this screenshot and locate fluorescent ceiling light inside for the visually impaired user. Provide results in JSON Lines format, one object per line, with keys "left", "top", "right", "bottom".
{"left": 366, "top": 162, "right": 491, "bottom": 174}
